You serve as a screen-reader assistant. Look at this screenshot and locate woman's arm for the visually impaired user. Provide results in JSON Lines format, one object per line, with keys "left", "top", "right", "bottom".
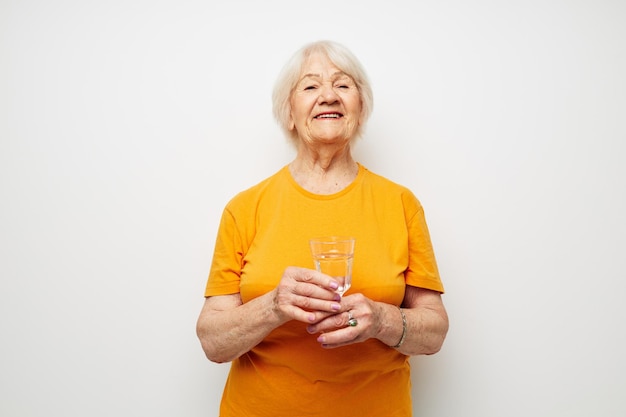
{"left": 196, "top": 292, "right": 276, "bottom": 363}
{"left": 196, "top": 266, "right": 343, "bottom": 363}
{"left": 376, "top": 285, "right": 449, "bottom": 355}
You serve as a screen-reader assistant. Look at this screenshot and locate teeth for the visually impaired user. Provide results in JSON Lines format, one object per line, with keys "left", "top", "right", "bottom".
{"left": 316, "top": 114, "right": 341, "bottom": 119}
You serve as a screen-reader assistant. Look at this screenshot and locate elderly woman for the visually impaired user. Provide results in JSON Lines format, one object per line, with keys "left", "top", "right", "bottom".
{"left": 196, "top": 40, "right": 448, "bottom": 416}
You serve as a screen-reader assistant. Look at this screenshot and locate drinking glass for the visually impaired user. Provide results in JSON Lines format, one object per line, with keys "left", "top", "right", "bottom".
{"left": 309, "top": 237, "right": 355, "bottom": 296}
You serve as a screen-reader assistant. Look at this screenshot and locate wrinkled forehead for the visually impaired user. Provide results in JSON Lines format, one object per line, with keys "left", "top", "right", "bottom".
{"left": 299, "top": 52, "right": 353, "bottom": 81}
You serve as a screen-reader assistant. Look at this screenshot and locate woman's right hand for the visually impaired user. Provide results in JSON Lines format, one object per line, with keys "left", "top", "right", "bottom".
{"left": 197, "top": 266, "right": 342, "bottom": 363}
{"left": 271, "top": 266, "right": 343, "bottom": 325}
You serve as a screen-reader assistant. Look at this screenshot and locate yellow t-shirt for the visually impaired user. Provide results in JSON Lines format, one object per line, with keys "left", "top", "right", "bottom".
{"left": 205, "top": 164, "right": 444, "bottom": 417}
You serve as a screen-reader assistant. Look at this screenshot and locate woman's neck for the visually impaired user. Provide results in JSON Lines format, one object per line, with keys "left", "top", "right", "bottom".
{"left": 289, "top": 148, "right": 359, "bottom": 195}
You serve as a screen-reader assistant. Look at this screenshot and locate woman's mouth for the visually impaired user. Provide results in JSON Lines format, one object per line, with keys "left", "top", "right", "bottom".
{"left": 314, "top": 112, "right": 343, "bottom": 119}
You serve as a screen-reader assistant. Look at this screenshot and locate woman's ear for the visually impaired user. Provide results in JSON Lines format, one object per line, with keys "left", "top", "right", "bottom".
{"left": 359, "top": 99, "right": 365, "bottom": 126}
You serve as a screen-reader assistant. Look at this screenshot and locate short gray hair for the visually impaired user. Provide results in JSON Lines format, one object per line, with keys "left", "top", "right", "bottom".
{"left": 272, "top": 40, "right": 374, "bottom": 143}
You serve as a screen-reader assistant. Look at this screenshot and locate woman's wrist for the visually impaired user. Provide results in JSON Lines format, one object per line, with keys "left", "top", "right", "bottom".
{"left": 391, "top": 307, "right": 407, "bottom": 348}
{"left": 375, "top": 302, "right": 408, "bottom": 349}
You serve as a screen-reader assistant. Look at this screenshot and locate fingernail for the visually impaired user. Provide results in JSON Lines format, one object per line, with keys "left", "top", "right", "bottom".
{"left": 306, "top": 326, "right": 316, "bottom": 334}
{"left": 333, "top": 293, "right": 341, "bottom": 302}
{"left": 308, "top": 313, "right": 316, "bottom": 322}
{"left": 331, "top": 303, "right": 341, "bottom": 311}
{"left": 317, "top": 335, "right": 325, "bottom": 343}
{"left": 330, "top": 281, "right": 339, "bottom": 290}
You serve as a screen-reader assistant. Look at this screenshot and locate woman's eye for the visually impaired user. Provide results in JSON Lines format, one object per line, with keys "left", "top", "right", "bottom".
{"left": 304, "top": 85, "right": 316, "bottom": 90}
{"left": 336, "top": 84, "right": 350, "bottom": 89}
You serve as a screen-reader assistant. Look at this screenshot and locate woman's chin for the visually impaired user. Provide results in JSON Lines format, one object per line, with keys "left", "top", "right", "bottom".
{"left": 307, "top": 130, "right": 353, "bottom": 144}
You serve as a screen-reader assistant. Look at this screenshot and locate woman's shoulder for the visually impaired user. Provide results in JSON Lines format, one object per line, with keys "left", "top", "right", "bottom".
{"left": 224, "top": 166, "right": 288, "bottom": 210}
{"left": 360, "top": 165, "right": 424, "bottom": 211}
{"left": 361, "top": 165, "right": 418, "bottom": 194}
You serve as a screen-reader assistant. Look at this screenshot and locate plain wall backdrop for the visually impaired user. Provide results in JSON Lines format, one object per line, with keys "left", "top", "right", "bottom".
{"left": 1, "top": 1, "right": 625, "bottom": 416}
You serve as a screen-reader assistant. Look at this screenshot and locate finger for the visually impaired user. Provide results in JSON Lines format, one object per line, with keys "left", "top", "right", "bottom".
{"left": 293, "top": 281, "right": 341, "bottom": 302}
{"left": 315, "top": 327, "right": 360, "bottom": 348}
{"left": 306, "top": 311, "right": 350, "bottom": 334}
{"left": 275, "top": 293, "right": 341, "bottom": 323}
{"left": 293, "top": 294, "right": 341, "bottom": 315}
{"left": 275, "top": 284, "right": 340, "bottom": 312}
{"left": 287, "top": 267, "right": 339, "bottom": 292}
{"left": 278, "top": 305, "right": 319, "bottom": 324}
{"left": 283, "top": 303, "right": 340, "bottom": 324}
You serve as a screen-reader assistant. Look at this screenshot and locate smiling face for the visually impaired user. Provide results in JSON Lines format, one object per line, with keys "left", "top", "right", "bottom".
{"left": 289, "top": 52, "right": 362, "bottom": 146}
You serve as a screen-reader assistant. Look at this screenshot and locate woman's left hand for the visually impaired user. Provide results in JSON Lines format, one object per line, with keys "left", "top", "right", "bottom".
{"left": 307, "top": 286, "right": 449, "bottom": 354}
{"left": 306, "top": 292, "right": 382, "bottom": 348}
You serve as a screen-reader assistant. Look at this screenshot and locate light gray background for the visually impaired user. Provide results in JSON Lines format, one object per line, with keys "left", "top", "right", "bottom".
{"left": 1, "top": 1, "right": 625, "bottom": 416}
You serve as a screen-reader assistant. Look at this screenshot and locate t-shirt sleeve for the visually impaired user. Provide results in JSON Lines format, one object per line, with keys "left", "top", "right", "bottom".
{"left": 204, "top": 205, "right": 245, "bottom": 297}
{"left": 403, "top": 192, "right": 445, "bottom": 293}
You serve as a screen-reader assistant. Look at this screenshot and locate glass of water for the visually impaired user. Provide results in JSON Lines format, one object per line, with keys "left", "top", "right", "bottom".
{"left": 309, "top": 237, "right": 355, "bottom": 296}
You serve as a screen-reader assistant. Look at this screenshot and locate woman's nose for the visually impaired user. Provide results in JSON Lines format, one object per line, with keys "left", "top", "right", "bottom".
{"left": 317, "top": 84, "right": 339, "bottom": 104}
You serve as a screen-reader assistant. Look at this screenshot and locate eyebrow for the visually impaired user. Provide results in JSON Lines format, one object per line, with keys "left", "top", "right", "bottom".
{"left": 299, "top": 71, "right": 351, "bottom": 81}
